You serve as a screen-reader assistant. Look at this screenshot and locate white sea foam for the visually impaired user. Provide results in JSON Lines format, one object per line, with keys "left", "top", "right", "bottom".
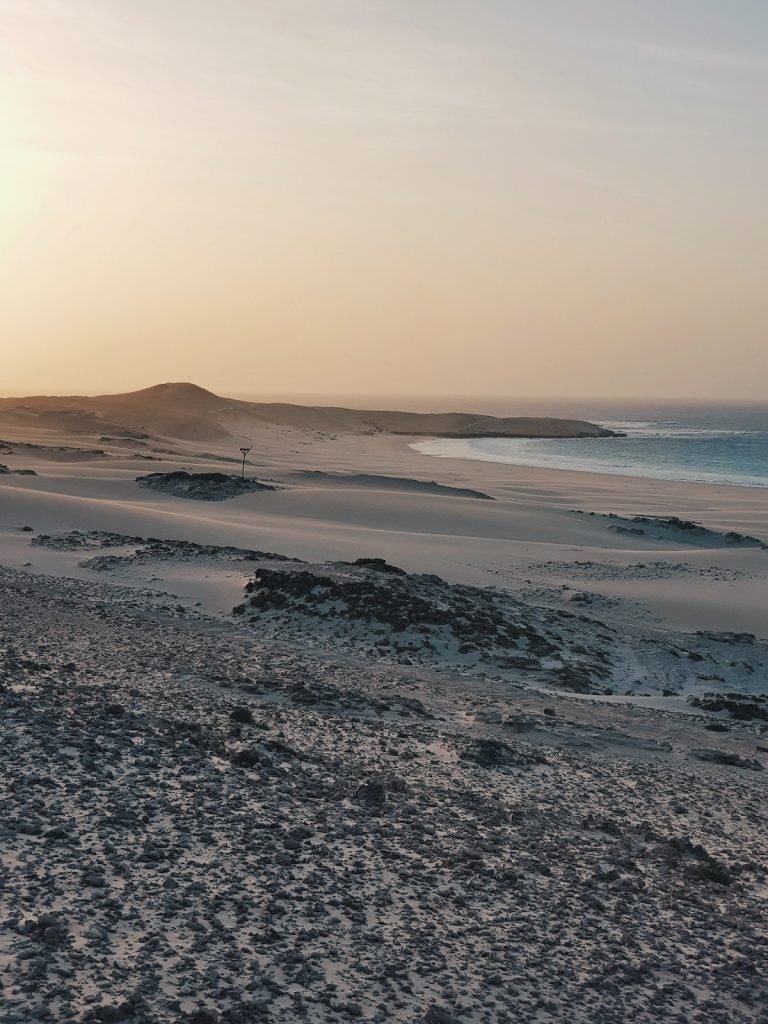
{"left": 410, "top": 418, "right": 768, "bottom": 488}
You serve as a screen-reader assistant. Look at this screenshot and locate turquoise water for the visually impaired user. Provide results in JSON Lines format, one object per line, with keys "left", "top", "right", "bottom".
{"left": 411, "top": 405, "right": 768, "bottom": 488}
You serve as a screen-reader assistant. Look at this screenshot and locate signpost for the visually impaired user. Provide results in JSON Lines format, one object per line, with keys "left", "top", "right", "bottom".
{"left": 239, "top": 444, "right": 253, "bottom": 480}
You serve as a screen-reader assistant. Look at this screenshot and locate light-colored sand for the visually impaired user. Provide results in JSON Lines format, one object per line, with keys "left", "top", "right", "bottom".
{"left": 0, "top": 408, "right": 766, "bottom": 639}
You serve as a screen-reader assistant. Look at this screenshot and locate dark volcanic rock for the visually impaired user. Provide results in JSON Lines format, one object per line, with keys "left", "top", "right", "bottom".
{"left": 243, "top": 566, "right": 462, "bottom": 633}
{"left": 238, "top": 560, "right": 618, "bottom": 691}
{"left": 230, "top": 747, "right": 261, "bottom": 768}
{"left": 229, "top": 706, "right": 254, "bottom": 724}
{"left": 599, "top": 513, "right": 767, "bottom": 549}
{"left": 461, "top": 737, "right": 545, "bottom": 770}
{"left": 136, "top": 471, "right": 276, "bottom": 501}
{"left": 354, "top": 776, "right": 388, "bottom": 808}
{"left": 695, "top": 631, "right": 758, "bottom": 645}
{"left": 32, "top": 529, "right": 145, "bottom": 551}
{"left": 664, "top": 836, "right": 735, "bottom": 886}
{"left": 552, "top": 664, "right": 603, "bottom": 693}
{"left": 690, "top": 748, "right": 763, "bottom": 771}
{"left": 690, "top": 693, "right": 768, "bottom": 722}
{"left": 351, "top": 557, "right": 408, "bottom": 576}
{"left": 424, "top": 1007, "right": 460, "bottom": 1024}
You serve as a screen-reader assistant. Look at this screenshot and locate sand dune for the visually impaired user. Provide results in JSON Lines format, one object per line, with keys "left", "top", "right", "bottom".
{"left": 0, "top": 382, "right": 614, "bottom": 443}
{"left": 286, "top": 470, "right": 494, "bottom": 500}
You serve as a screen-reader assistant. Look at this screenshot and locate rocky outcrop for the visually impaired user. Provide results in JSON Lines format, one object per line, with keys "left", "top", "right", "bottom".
{"left": 690, "top": 693, "right": 768, "bottom": 722}
{"left": 136, "top": 471, "right": 276, "bottom": 501}
{"left": 579, "top": 511, "right": 768, "bottom": 549}
{"left": 234, "top": 559, "right": 625, "bottom": 690}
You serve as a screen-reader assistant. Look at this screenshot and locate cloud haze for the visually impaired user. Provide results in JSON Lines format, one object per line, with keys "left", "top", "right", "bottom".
{"left": 1, "top": 1, "right": 766, "bottom": 398}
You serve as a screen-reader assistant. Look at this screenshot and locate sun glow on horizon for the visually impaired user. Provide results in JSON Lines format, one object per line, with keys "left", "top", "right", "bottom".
{"left": 1, "top": 1, "right": 767, "bottom": 399}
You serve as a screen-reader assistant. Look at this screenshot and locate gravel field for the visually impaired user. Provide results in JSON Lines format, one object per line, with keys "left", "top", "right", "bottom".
{"left": 1, "top": 562, "right": 767, "bottom": 1023}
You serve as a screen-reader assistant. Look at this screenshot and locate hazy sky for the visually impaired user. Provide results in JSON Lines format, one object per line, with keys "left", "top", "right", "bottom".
{"left": 1, "top": 1, "right": 766, "bottom": 399}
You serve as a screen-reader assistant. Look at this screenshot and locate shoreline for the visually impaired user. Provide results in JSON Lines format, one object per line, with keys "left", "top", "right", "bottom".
{"left": 408, "top": 434, "right": 768, "bottom": 491}
{"left": 379, "top": 434, "right": 768, "bottom": 513}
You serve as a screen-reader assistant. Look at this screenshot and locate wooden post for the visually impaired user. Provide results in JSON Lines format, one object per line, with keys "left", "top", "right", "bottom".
{"left": 239, "top": 445, "right": 252, "bottom": 479}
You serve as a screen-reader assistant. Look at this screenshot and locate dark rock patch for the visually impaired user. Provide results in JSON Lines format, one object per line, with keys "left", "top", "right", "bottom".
{"left": 690, "top": 693, "right": 768, "bottom": 722}
{"left": 137, "top": 471, "right": 276, "bottom": 501}
{"left": 690, "top": 748, "right": 763, "bottom": 771}
{"left": 589, "top": 512, "right": 767, "bottom": 549}
{"left": 461, "top": 737, "right": 546, "bottom": 770}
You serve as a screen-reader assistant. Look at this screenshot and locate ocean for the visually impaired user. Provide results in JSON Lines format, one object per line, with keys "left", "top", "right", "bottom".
{"left": 409, "top": 402, "right": 768, "bottom": 488}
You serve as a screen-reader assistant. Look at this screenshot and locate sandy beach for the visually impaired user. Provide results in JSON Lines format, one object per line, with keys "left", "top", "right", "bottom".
{"left": 1, "top": 391, "right": 767, "bottom": 1023}
{"left": 2, "top": 409, "right": 767, "bottom": 638}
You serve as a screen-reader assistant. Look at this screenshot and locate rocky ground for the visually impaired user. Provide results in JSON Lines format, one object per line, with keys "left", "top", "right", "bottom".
{"left": 1, "top": 554, "right": 767, "bottom": 1024}
{"left": 233, "top": 555, "right": 768, "bottom": 700}
{"left": 28, "top": 531, "right": 768, "bottom": 700}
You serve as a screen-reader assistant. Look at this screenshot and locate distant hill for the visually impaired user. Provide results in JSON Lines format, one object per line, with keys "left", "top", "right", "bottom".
{"left": 0, "top": 382, "right": 615, "bottom": 442}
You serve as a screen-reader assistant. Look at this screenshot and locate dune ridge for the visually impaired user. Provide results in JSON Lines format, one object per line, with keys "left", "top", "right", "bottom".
{"left": 0, "top": 382, "right": 615, "bottom": 443}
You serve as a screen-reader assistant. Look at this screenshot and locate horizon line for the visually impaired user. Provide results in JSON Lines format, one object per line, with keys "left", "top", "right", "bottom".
{"left": 1, "top": 382, "right": 766, "bottom": 407}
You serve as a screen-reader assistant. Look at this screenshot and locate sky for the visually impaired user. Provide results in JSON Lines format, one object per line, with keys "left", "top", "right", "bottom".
{"left": 1, "top": 0, "right": 767, "bottom": 400}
